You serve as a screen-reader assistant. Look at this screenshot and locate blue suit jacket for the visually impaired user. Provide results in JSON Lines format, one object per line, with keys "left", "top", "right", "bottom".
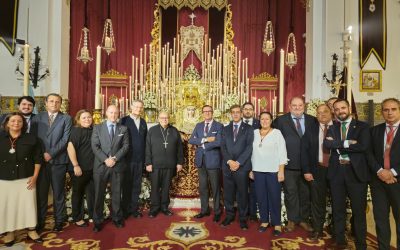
{"left": 31, "top": 111, "right": 72, "bottom": 165}
{"left": 221, "top": 122, "right": 254, "bottom": 172}
{"left": 120, "top": 116, "right": 147, "bottom": 162}
{"left": 189, "top": 120, "right": 223, "bottom": 169}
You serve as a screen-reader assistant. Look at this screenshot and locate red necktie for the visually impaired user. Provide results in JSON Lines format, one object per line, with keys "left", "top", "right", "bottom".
{"left": 384, "top": 126, "right": 395, "bottom": 169}
{"left": 233, "top": 124, "right": 239, "bottom": 141}
{"left": 322, "top": 124, "right": 330, "bottom": 167}
{"left": 205, "top": 122, "right": 209, "bottom": 134}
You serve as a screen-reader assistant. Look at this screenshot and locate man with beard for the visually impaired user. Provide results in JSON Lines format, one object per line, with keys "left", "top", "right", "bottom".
{"left": 145, "top": 111, "right": 184, "bottom": 218}
{"left": 324, "top": 98, "right": 370, "bottom": 249}
{"left": 241, "top": 102, "right": 260, "bottom": 222}
{"left": 0, "top": 96, "right": 36, "bottom": 133}
{"left": 368, "top": 98, "right": 400, "bottom": 249}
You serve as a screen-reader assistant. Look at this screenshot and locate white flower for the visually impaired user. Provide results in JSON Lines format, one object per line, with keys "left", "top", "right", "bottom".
{"left": 224, "top": 94, "right": 240, "bottom": 111}
{"left": 143, "top": 92, "right": 157, "bottom": 109}
{"left": 306, "top": 98, "right": 326, "bottom": 117}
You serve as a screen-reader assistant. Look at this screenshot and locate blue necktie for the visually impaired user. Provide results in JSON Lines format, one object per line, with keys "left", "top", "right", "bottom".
{"left": 233, "top": 124, "right": 239, "bottom": 141}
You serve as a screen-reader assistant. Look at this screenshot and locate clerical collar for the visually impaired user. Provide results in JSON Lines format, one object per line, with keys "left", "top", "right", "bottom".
{"left": 160, "top": 124, "right": 169, "bottom": 130}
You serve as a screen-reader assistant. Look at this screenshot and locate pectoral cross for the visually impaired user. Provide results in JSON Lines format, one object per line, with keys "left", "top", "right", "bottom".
{"left": 163, "top": 142, "right": 168, "bottom": 149}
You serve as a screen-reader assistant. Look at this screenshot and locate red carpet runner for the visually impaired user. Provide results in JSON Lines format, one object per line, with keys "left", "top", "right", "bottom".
{"left": 0, "top": 209, "right": 384, "bottom": 249}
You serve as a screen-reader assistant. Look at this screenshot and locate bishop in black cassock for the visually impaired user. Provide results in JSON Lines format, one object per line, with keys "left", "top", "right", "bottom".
{"left": 145, "top": 111, "right": 184, "bottom": 217}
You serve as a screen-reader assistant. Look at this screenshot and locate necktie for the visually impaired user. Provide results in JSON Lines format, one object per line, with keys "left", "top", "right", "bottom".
{"left": 233, "top": 124, "right": 239, "bottom": 141}
{"left": 245, "top": 119, "right": 249, "bottom": 124}
{"left": 341, "top": 122, "right": 349, "bottom": 158}
{"left": 205, "top": 122, "right": 209, "bottom": 134}
{"left": 322, "top": 124, "right": 330, "bottom": 167}
{"left": 294, "top": 118, "right": 303, "bottom": 137}
{"left": 109, "top": 124, "right": 115, "bottom": 141}
{"left": 384, "top": 126, "right": 395, "bottom": 169}
{"left": 25, "top": 117, "right": 31, "bottom": 133}
{"left": 49, "top": 114, "right": 55, "bottom": 127}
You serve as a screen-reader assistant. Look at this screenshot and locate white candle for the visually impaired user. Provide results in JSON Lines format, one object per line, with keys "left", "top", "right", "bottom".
{"left": 105, "top": 37, "right": 112, "bottom": 48}
{"left": 279, "top": 49, "right": 285, "bottom": 113}
{"left": 95, "top": 45, "right": 101, "bottom": 109}
{"left": 347, "top": 50, "right": 352, "bottom": 110}
{"left": 272, "top": 97, "right": 277, "bottom": 118}
{"left": 23, "top": 44, "right": 30, "bottom": 96}
{"left": 288, "top": 52, "right": 295, "bottom": 63}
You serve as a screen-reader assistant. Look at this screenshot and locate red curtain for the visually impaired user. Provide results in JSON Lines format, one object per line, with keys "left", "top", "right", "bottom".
{"left": 231, "top": 0, "right": 306, "bottom": 111}
{"left": 69, "top": 0, "right": 305, "bottom": 115}
{"left": 69, "top": 0, "right": 156, "bottom": 116}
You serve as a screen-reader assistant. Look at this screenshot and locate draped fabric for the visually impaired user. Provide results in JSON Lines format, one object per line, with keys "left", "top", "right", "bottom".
{"left": 231, "top": 0, "right": 306, "bottom": 111}
{"left": 69, "top": 0, "right": 306, "bottom": 115}
{"left": 68, "top": 0, "right": 156, "bottom": 115}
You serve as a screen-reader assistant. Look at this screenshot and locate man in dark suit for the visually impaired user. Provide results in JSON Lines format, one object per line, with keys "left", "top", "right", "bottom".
{"left": 121, "top": 100, "right": 147, "bottom": 219}
{"left": 273, "top": 96, "right": 316, "bottom": 232}
{"left": 31, "top": 93, "right": 72, "bottom": 232}
{"left": 368, "top": 98, "right": 400, "bottom": 250}
{"left": 91, "top": 105, "right": 129, "bottom": 232}
{"left": 242, "top": 102, "right": 260, "bottom": 222}
{"left": 0, "top": 96, "right": 36, "bottom": 133}
{"left": 301, "top": 104, "right": 333, "bottom": 241}
{"left": 189, "top": 105, "right": 223, "bottom": 222}
{"left": 220, "top": 105, "right": 254, "bottom": 230}
{"left": 324, "top": 98, "right": 370, "bottom": 249}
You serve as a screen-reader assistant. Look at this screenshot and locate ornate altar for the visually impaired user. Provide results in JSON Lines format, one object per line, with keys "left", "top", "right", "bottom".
{"left": 100, "top": 69, "right": 130, "bottom": 117}
{"left": 249, "top": 72, "right": 278, "bottom": 117}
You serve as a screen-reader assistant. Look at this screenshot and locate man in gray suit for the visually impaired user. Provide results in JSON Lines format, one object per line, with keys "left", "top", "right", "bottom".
{"left": 32, "top": 93, "right": 72, "bottom": 232}
{"left": 91, "top": 105, "right": 129, "bottom": 232}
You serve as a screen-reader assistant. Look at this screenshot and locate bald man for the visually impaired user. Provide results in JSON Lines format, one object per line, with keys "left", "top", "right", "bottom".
{"left": 91, "top": 105, "right": 129, "bottom": 232}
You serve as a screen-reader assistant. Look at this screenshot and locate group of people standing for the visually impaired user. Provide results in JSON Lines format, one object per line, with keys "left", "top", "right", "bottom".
{"left": 0, "top": 93, "right": 399, "bottom": 250}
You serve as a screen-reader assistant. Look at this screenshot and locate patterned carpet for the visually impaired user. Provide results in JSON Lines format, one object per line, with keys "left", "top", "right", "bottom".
{"left": 0, "top": 208, "right": 383, "bottom": 250}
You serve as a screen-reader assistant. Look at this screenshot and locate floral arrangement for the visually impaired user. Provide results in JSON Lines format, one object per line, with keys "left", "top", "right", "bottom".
{"left": 183, "top": 64, "right": 201, "bottom": 81}
{"left": 224, "top": 94, "right": 240, "bottom": 111}
{"left": 213, "top": 109, "right": 222, "bottom": 118}
{"left": 306, "top": 98, "right": 326, "bottom": 117}
{"left": 143, "top": 92, "right": 157, "bottom": 109}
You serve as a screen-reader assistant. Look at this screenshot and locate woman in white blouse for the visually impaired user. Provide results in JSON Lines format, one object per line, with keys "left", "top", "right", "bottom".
{"left": 251, "top": 112, "right": 287, "bottom": 236}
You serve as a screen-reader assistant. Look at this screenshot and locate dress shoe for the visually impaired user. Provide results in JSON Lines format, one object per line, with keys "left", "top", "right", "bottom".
{"left": 285, "top": 220, "right": 295, "bottom": 232}
{"left": 74, "top": 220, "right": 88, "bottom": 227}
{"left": 93, "top": 223, "right": 102, "bottom": 232}
{"left": 213, "top": 214, "right": 221, "bottom": 222}
{"left": 258, "top": 224, "right": 269, "bottom": 233}
{"left": 148, "top": 211, "right": 158, "bottom": 218}
{"left": 53, "top": 223, "right": 63, "bottom": 232}
{"left": 35, "top": 223, "right": 45, "bottom": 233}
{"left": 299, "top": 222, "right": 313, "bottom": 232}
{"left": 220, "top": 217, "right": 234, "bottom": 227}
{"left": 27, "top": 230, "right": 44, "bottom": 243}
{"left": 240, "top": 220, "right": 248, "bottom": 230}
{"left": 3, "top": 232, "right": 15, "bottom": 247}
{"left": 330, "top": 242, "right": 349, "bottom": 250}
{"left": 194, "top": 211, "right": 210, "bottom": 219}
{"left": 113, "top": 220, "right": 125, "bottom": 228}
{"left": 273, "top": 229, "right": 282, "bottom": 237}
{"left": 308, "top": 231, "right": 323, "bottom": 242}
{"left": 132, "top": 211, "right": 143, "bottom": 218}
{"left": 161, "top": 209, "right": 173, "bottom": 216}
{"left": 249, "top": 215, "right": 258, "bottom": 222}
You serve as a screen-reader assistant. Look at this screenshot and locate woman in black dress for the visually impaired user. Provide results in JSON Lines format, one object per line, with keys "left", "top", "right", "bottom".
{"left": 67, "top": 109, "right": 95, "bottom": 227}
{"left": 0, "top": 112, "right": 43, "bottom": 246}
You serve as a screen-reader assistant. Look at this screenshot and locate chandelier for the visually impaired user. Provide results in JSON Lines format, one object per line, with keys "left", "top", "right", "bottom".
{"left": 285, "top": 33, "right": 297, "bottom": 68}
{"left": 77, "top": 0, "right": 93, "bottom": 64}
{"left": 15, "top": 46, "right": 50, "bottom": 88}
{"left": 262, "top": 21, "right": 275, "bottom": 56}
{"left": 77, "top": 27, "right": 93, "bottom": 63}
{"left": 101, "top": 0, "right": 115, "bottom": 55}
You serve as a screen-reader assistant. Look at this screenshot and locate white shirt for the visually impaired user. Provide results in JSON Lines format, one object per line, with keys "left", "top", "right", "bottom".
{"left": 318, "top": 121, "right": 333, "bottom": 162}
{"left": 243, "top": 118, "right": 253, "bottom": 126}
{"left": 339, "top": 117, "right": 352, "bottom": 160}
{"left": 130, "top": 114, "right": 141, "bottom": 130}
{"left": 379, "top": 120, "right": 400, "bottom": 176}
{"left": 251, "top": 129, "right": 288, "bottom": 172}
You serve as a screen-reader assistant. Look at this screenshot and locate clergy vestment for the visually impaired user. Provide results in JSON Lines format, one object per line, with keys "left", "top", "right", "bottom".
{"left": 145, "top": 124, "right": 184, "bottom": 214}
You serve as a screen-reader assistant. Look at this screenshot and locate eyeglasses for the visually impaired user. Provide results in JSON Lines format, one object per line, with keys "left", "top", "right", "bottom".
{"left": 159, "top": 117, "right": 169, "bottom": 120}
{"left": 243, "top": 108, "right": 253, "bottom": 111}
{"left": 202, "top": 110, "right": 213, "bottom": 113}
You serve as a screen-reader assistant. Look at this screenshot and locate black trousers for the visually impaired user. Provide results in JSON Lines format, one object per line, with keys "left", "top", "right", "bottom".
{"left": 370, "top": 175, "right": 400, "bottom": 250}
{"left": 223, "top": 170, "right": 249, "bottom": 221}
{"left": 71, "top": 170, "right": 94, "bottom": 222}
{"left": 36, "top": 163, "right": 67, "bottom": 225}
{"left": 198, "top": 167, "right": 221, "bottom": 215}
{"left": 122, "top": 161, "right": 143, "bottom": 216}
{"left": 93, "top": 169, "right": 123, "bottom": 224}
{"left": 309, "top": 166, "right": 328, "bottom": 233}
{"left": 330, "top": 164, "right": 367, "bottom": 249}
{"left": 149, "top": 168, "right": 174, "bottom": 214}
{"left": 283, "top": 169, "right": 311, "bottom": 223}
{"left": 248, "top": 179, "right": 258, "bottom": 217}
